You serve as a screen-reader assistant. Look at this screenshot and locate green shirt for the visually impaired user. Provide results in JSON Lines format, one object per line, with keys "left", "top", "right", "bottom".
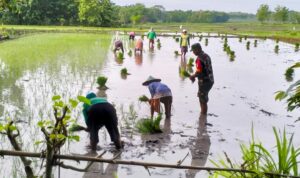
{"left": 147, "top": 31, "right": 156, "bottom": 40}
{"left": 82, "top": 97, "right": 108, "bottom": 124}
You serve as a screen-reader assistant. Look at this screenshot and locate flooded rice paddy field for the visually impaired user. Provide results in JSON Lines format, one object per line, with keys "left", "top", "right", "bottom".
{"left": 0, "top": 33, "right": 299, "bottom": 178}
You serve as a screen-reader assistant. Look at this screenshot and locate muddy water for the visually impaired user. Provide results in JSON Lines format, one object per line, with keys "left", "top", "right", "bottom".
{"left": 1, "top": 34, "right": 300, "bottom": 178}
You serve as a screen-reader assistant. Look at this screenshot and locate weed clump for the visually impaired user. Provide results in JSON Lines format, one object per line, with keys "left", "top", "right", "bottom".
{"left": 136, "top": 114, "right": 162, "bottom": 134}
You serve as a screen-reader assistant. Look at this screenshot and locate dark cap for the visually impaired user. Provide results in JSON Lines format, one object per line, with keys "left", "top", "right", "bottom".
{"left": 190, "top": 43, "right": 202, "bottom": 51}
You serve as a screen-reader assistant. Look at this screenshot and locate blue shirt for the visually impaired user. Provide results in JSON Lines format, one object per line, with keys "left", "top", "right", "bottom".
{"left": 148, "top": 82, "right": 172, "bottom": 99}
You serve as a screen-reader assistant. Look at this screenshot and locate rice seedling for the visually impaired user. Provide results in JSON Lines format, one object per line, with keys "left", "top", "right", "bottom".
{"left": 187, "top": 58, "right": 194, "bottom": 67}
{"left": 276, "top": 38, "right": 279, "bottom": 43}
{"left": 239, "top": 36, "right": 242, "bottom": 42}
{"left": 254, "top": 40, "right": 258, "bottom": 47}
{"left": 117, "top": 51, "right": 124, "bottom": 60}
{"left": 199, "top": 35, "right": 203, "bottom": 41}
{"left": 120, "top": 68, "right": 130, "bottom": 76}
{"left": 274, "top": 45, "right": 279, "bottom": 54}
{"left": 174, "top": 50, "right": 180, "bottom": 56}
{"left": 179, "top": 67, "right": 191, "bottom": 78}
{"left": 139, "top": 95, "right": 149, "bottom": 102}
{"left": 157, "top": 42, "right": 161, "bottom": 49}
{"left": 284, "top": 67, "right": 294, "bottom": 82}
{"left": 205, "top": 38, "right": 208, "bottom": 46}
{"left": 97, "top": 76, "right": 108, "bottom": 89}
{"left": 224, "top": 37, "right": 228, "bottom": 44}
{"left": 175, "top": 37, "right": 180, "bottom": 42}
{"left": 136, "top": 114, "right": 163, "bottom": 134}
{"left": 246, "top": 41, "right": 250, "bottom": 50}
{"left": 127, "top": 49, "right": 132, "bottom": 56}
{"left": 295, "top": 43, "right": 299, "bottom": 52}
{"left": 244, "top": 35, "right": 248, "bottom": 40}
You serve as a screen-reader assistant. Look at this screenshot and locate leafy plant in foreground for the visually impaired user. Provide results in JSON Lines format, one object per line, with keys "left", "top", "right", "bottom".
{"left": 211, "top": 127, "right": 300, "bottom": 177}
{"left": 275, "top": 62, "right": 300, "bottom": 111}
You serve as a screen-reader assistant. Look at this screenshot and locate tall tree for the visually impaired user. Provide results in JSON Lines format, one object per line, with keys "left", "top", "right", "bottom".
{"left": 256, "top": 4, "right": 271, "bottom": 23}
{"left": 78, "top": 0, "right": 116, "bottom": 26}
{"left": 273, "top": 5, "right": 289, "bottom": 23}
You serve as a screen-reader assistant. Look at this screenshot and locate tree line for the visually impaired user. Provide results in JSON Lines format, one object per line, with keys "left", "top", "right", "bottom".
{"left": 256, "top": 4, "right": 300, "bottom": 23}
{"left": 0, "top": 0, "right": 247, "bottom": 26}
{"left": 1, "top": 1, "right": 299, "bottom": 26}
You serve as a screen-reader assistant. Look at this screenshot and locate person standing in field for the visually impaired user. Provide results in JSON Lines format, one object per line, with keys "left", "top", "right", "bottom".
{"left": 142, "top": 76, "right": 173, "bottom": 119}
{"left": 189, "top": 43, "right": 214, "bottom": 115}
{"left": 147, "top": 28, "right": 157, "bottom": 49}
{"left": 179, "top": 29, "right": 190, "bottom": 59}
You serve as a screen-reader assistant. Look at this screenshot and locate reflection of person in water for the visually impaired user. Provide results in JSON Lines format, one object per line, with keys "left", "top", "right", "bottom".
{"left": 135, "top": 51, "right": 143, "bottom": 66}
{"left": 83, "top": 151, "right": 121, "bottom": 178}
{"left": 186, "top": 114, "right": 211, "bottom": 178}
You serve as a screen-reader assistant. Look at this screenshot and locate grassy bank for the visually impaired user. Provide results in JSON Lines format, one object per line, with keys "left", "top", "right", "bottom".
{"left": 1, "top": 22, "right": 300, "bottom": 43}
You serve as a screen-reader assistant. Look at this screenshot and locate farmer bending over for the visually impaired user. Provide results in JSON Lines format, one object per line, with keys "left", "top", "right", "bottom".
{"left": 142, "top": 76, "right": 172, "bottom": 119}
{"left": 82, "top": 92, "right": 123, "bottom": 150}
{"left": 129, "top": 31, "right": 135, "bottom": 41}
{"left": 113, "top": 40, "right": 124, "bottom": 53}
{"left": 135, "top": 38, "right": 143, "bottom": 54}
{"left": 189, "top": 43, "right": 214, "bottom": 115}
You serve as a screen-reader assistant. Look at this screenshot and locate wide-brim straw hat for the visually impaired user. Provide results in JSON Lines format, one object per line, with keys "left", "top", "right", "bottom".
{"left": 142, "top": 76, "right": 161, "bottom": 86}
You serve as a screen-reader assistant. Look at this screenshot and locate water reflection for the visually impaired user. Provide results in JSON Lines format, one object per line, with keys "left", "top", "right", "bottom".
{"left": 83, "top": 151, "right": 121, "bottom": 178}
{"left": 134, "top": 53, "right": 143, "bottom": 66}
{"left": 186, "top": 114, "right": 210, "bottom": 178}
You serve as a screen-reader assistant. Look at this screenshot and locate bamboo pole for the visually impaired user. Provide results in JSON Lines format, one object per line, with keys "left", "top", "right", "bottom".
{"left": 1, "top": 150, "right": 299, "bottom": 178}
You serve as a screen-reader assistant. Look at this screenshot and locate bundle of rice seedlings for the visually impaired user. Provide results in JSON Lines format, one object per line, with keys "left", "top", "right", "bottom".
{"left": 136, "top": 114, "right": 162, "bottom": 134}
{"left": 127, "top": 49, "right": 132, "bottom": 56}
{"left": 120, "top": 68, "right": 130, "bottom": 76}
{"left": 69, "top": 124, "right": 88, "bottom": 132}
{"left": 97, "top": 76, "right": 108, "bottom": 89}
{"left": 139, "top": 95, "right": 149, "bottom": 102}
{"left": 187, "top": 58, "right": 194, "bottom": 67}
{"left": 174, "top": 50, "right": 179, "bottom": 56}
{"left": 117, "top": 52, "right": 124, "bottom": 60}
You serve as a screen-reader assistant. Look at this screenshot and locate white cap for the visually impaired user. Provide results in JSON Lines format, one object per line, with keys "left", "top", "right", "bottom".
{"left": 183, "top": 29, "right": 187, "bottom": 32}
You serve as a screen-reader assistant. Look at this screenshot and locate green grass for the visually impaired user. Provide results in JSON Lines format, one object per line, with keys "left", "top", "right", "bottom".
{"left": 2, "top": 22, "right": 300, "bottom": 43}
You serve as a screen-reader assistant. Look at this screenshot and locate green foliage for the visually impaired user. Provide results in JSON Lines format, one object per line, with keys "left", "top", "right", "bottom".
{"left": 256, "top": 4, "right": 271, "bottom": 23}
{"left": 275, "top": 62, "right": 300, "bottom": 112}
{"left": 174, "top": 50, "right": 179, "bottom": 56}
{"left": 139, "top": 95, "right": 149, "bottom": 102}
{"left": 273, "top": 6, "right": 289, "bottom": 23}
{"left": 96, "top": 76, "right": 108, "bottom": 88}
{"left": 78, "top": 0, "right": 117, "bottom": 26}
{"left": 77, "top": 96, "right": 91, "bottom": 105}
{"left": 175, "top": 37, "right": 179, "bottom": 42}
{"left": 136, "top": 114, "right": 162, "bottom": 134}
{"left": 211, "top": 127, "right": 300, "bottom": 177}
{"left": 179, "top": 67, "right": 191, "bottom": 78}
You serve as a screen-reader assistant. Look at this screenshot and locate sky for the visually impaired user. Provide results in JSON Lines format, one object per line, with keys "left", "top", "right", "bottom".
{"left": 111, "top": 0, "right": 300, "bottom": 13}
